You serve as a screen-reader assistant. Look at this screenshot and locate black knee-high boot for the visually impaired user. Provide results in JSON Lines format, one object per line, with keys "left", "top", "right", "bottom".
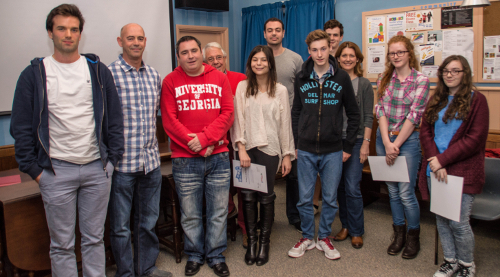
{"left": 256, "top": 193, "right": 276, "bottom": 266}
{"left": 241, "top": 190, "right": 258, "bottom": 265}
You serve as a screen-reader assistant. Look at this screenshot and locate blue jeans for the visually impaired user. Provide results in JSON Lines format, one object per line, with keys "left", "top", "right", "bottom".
{"left": 338, "top": 138, "right": 365, "bottom": 237}
{"left": 427, "top": 177, "right": 475, "bottom": 263}
{"left": 172, "top": 152, "right": 230, "bottom": 267}
{"left": 38, "top": 159, "right": 113, "bottom": 277}
{"left": 297, "top": 149, "right": 343, "bottom": 240}
{"left": 109, "top": 167, "right": 162, "bottom": 277}
{"left": 376, "top": 129, "right": 421, "bottom": 230}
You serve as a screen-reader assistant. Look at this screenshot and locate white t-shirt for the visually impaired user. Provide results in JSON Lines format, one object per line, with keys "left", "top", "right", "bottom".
{"left": 43, "top": 55, "right": 101, "bottom": 164}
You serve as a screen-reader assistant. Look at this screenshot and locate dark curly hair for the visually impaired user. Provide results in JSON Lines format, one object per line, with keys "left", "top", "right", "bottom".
{"left": 424, "top": 55, "right": 475, "bottom": 125}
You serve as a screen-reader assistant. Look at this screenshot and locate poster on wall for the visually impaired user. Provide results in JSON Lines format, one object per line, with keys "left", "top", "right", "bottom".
{"left": 428, "top": 30, "right": 443, "bottom": 51}
{"left": 441, "top": 6, "right": 473, "bottom": 29}
{"left": 483, "top": 35, "right": 500, "bottom": 80}
{"left": 386, "top": 13, "right": 405, "bottom": 40}
{"left": 406, "top": 10, "right": 433, "bottom": 31}
{"left": 411, "top": 33, "right": 425, "bottom": 43}
{"left": 417, "top": 44, "right": 435, "bottom": 65}
{"left": 368, "top": 45, "right": 386, "bottom": 74}
{"left": 367, "top": 16, "right": 386, "bottom": 44}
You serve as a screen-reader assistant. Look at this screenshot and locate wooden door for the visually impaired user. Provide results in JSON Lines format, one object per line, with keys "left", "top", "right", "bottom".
{"left": 175, "top": 25, "right": 230, "bottom": 70}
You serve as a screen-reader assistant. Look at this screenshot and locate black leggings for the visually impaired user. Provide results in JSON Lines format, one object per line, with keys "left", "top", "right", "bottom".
{"left": 236, "top": 148, "right": 279, "bottom": 196}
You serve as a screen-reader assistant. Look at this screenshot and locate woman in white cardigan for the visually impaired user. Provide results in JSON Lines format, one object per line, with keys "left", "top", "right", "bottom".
{"left": 231, "top": 45, "right": 295, "bottom": 266}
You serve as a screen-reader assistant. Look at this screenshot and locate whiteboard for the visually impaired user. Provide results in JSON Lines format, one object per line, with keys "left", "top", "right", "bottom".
{"left": 0, "top": 0, "right": 173, "bottom": 112}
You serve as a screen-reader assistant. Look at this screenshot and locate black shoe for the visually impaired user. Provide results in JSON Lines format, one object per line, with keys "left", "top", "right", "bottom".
{"left": 185, "top": 261, "right": 202, "bottom": 276}
{"left": 292, "top": 221, "right": 302, "bottom": 233}
{"left": 212, "top": 262, "right": 230, "bottom": 277}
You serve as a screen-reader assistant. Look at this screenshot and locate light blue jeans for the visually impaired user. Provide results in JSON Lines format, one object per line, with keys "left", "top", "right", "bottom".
{"left": 172, "top": 152, "right": 230, "bottom": 267}
{"left": 427, "top": 177, "right": 475, "bottom": 263}
{"left": 376, "top": 129, "right": 421, "bottom": 230}
{"left": 38, "top": 158, "right": 113, "bottom": 277}
{"left": 297, "top": 149, "right": 343, "bottom": 240}
{"left": 109, "top": 167, "right": 162, "bottom": 277}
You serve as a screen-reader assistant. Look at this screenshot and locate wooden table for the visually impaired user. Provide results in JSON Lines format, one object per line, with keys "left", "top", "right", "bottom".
{"left": 0, "top": 169, "right": 84, "bottom": 277}
{"left": 0, "top": 169, "right": 52, "bottom": 277}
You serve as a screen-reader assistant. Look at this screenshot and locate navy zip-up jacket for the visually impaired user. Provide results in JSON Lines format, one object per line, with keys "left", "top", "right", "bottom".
{"left": 292, "top": 55, "right": 360, "bottom": 154}
{"left": 10, "top": 54, "right": 124, "bottom": 179}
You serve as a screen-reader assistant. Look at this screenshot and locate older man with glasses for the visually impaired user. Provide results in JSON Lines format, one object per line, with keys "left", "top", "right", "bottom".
{"left": 203, "top": 42, "right": 247, "bottom": 248}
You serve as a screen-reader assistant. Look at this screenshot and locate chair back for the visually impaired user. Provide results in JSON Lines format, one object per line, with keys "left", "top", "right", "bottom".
{"left": 471, "top": 157, "right": 500, "bottom": 220}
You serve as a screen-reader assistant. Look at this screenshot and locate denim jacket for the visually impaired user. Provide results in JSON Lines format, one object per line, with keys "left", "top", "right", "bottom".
{"left": 10, "top": 54, "right": 124, "bottom": 179}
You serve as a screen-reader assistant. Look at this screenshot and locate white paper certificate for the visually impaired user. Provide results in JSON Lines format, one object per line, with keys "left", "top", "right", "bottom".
{"left": 368, "top": 156, "right": 410, "bottom": 183}
{"left": 430, "top": 174, "right": 464, "bottom": 222}
{"left": 232, "top": 160, "right": 268, "bottom": 193}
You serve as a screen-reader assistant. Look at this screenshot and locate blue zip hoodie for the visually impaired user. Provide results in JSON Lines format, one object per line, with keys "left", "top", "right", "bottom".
{"left": 10, "top": 54, "right": 124, "bottom": 179}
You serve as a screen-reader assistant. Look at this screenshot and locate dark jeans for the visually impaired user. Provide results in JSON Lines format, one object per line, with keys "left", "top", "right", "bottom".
{"left": 338, "top": 138, "right": 365, "bottom": 237}
{"left": 172, "top": 152, "right": 230, "bottom": 266}
{"left": 109, "top": 167, "right": 162, "bottom": 277}
{"left": 286, "top": 159, "right": 301, "bottom": 224}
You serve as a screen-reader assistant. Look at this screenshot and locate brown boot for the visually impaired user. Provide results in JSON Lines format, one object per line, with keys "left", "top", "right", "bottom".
{"left": 334, "top": 228, "right": 349, "bottom": 241}
{"left": 242, "top": 233, "right": 248, "bottom": 249}
{"left": 351, "top": 236, "right": 363, "bottom": 249}
{"left": 387, "top": 224, "right": 406, "bottom": 255}
{"left": 402, "top": 228, "right": 420, "bottom": 259}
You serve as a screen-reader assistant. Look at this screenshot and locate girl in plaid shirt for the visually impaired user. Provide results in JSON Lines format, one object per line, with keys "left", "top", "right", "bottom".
{"left": 374, "top": 35, "right": 430, "bottom": 259}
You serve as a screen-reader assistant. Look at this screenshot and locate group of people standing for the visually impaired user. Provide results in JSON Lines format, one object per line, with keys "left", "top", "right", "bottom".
{"left": 9, "top": 3, "right": 489, "bottom": 277}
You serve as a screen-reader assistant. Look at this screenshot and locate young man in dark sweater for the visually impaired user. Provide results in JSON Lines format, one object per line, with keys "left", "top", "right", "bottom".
{"left": 288, "top": 30, "right": 359, "bottom": 260}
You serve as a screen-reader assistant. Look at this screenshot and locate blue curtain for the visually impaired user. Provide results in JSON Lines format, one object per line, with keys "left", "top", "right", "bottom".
{"left": 240, "top": 0, "right": 335, "bottom": 71}
{"left": 241, "top": 3, "right": 284, "bottom": 72}
{"left": 284, "top": 0, "right": 335, "bottom": 61}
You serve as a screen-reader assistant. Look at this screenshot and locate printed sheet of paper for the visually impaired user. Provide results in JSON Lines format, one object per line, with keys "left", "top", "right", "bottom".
{"left": 483, "top": 35, "right": 500, "bottom": 80}
{"left": 406, "top": 10, "right": 433, "bottom": 31}
{"left": 422, "top": 66, "right": 439, "bottom": 78}
{"left": 428, "top": 30, "right": 443, "bottom": 51}
{"left": 368, "top": 156, "right": 410, "bottom": 183}
{"left": 386, "top": 13, "right": 405, "bottom": 40}
{"left": 367, "top": 45, "right": 386, "bottom": 74}
{"left": 367, "top": 16, "right": 386, "bottom": 44}
{"left": 232, "top": 160, "right": 268, "bottom": 193}
{"left": 430, "top": 174, "right": 464, "bottom": 222}
{"left": 443, "top": 29, "right": 474, "bottom": 52}
{"left": 411, "top": 33, "right": 425, "bottom": 43}
{"left": 418, "top": 44, "right": 435, "bottom": 65}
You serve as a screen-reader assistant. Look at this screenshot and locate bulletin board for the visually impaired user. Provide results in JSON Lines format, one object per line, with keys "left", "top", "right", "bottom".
{"left": 479, "top": 0, "right": 500, "bottom": 82}
{"left": 362, "top": 1, "right": 483, "bottom": 83}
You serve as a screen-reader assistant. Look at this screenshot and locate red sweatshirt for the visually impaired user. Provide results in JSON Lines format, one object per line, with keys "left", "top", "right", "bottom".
{"left": 226, "top": 70, "right": 246, "bottom": 96}
{"left": 418, "top": 91, "right": 489, "bottom": 199}
{"left": 161, "top": 63, "right": 234, "bottom": 158}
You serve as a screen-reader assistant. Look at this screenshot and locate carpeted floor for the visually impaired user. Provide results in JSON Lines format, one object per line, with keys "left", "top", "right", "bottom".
{"left": 106, "top": 178, "right": 500, "bottom": 277}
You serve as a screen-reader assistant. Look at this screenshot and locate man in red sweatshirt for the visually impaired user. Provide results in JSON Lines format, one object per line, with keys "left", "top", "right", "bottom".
{"left": 161, "top": 36, "right": 234, "bottom": 277}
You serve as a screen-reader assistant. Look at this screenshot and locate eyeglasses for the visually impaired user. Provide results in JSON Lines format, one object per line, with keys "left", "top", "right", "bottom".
{"left": 207, "top": 56, "right": 224, "bottom": 63}
{"left": 387, "top": 51, "right": 409, "bottom": 57}
{"left": 440, "top": 70, "right": 464, "bottom": 76}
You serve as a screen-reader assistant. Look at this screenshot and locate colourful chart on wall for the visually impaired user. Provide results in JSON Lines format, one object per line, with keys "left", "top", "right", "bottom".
{"left": 367, "top": 16, "right": 385, "bottom": 44}
{"left": 406, "top": 10, "right": 433, "bottom": 31}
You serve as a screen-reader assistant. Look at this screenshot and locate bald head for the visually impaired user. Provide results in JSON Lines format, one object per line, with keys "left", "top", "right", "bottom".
{"left": 117, "top": 23, "right": 146, "bottom": 68}
{"left": 120, "top": 23, "right": 145, "bottom": 38}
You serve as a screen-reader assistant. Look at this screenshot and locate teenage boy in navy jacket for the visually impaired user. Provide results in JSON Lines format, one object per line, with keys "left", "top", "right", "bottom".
{"left": 288, "top": 30, "right": 359, "bottom": 260}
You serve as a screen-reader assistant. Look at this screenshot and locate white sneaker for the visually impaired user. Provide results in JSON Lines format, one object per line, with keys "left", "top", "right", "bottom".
{"left": 288, "top": 238, "right": 316, "bottom": 258}
{"left": 316, "top": 237, "right": 341, "bottom": 260}
{"left": 433, "top": 259, "right": 459, "bottom": 277}
{"left": 457, "top": 261, "right": 476, "bottom": 277}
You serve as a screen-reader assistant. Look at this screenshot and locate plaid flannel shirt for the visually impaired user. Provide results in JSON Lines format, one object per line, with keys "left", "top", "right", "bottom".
{"left": 108, "top": 55, "right": 161, "bottom": 174}
{"left": 375, "top": 68, "right": 430, "bottom": 132}
{"left": 310, "top": 64, "right": 334, "bottom": 84}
